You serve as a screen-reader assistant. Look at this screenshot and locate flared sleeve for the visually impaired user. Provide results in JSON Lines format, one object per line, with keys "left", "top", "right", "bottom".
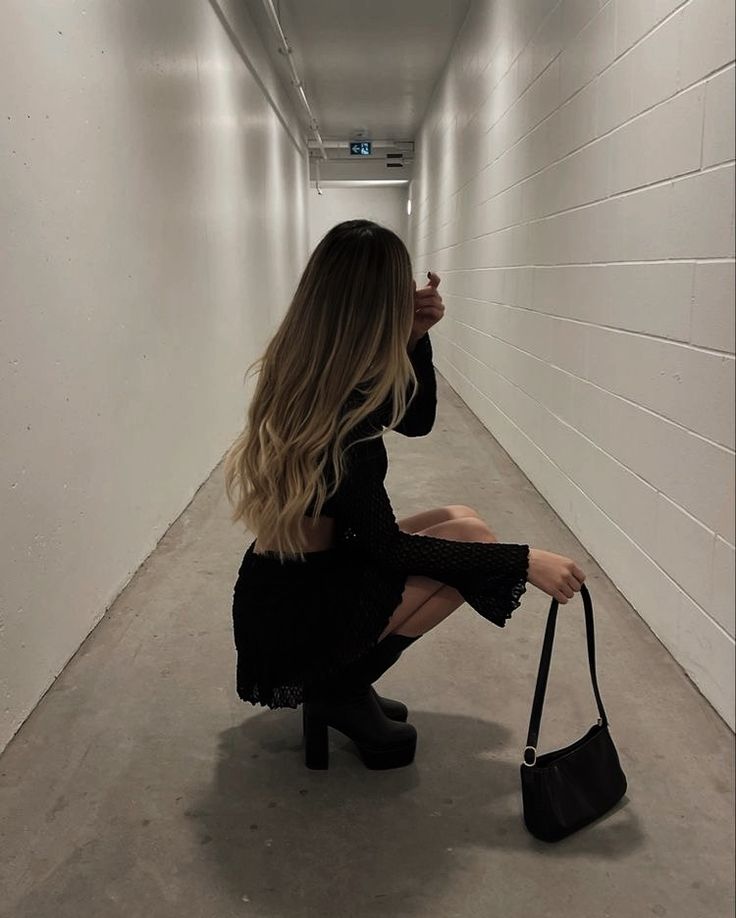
{"left": 394, "top": 331, "right": 438, "bottom": 436}
{"left": 371, "top": 331, "right": 438, "bottom": 437}
{"left": 334, "top": 435, "right": 530, "bottom": 628}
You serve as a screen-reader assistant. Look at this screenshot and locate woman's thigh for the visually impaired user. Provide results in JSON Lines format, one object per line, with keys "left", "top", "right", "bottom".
{"left": 397, "top": 503, "right": 480, "bottom": 534}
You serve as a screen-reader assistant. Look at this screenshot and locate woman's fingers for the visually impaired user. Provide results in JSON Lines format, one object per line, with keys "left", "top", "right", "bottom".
{"left": 415, "top": 288, "right": 442, "bottom": 305}
{"left": 560, "top": 573, "right": 585, "bottom": 603}
{"left": 416, "top": 306, "right": 444, "bottom": 321}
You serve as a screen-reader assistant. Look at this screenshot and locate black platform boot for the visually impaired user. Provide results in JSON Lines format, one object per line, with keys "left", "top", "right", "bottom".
{"left": 301, "top": 633, "right": 421, "bottom": 740}
{"left": 302, "top": 638, "right": 421, "bottom": 771}
{"left": 348, "top": 633, "right": 423, "bottom": 722}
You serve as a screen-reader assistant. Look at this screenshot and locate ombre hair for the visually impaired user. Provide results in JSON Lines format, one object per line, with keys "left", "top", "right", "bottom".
{"left": 223, "top": 219, "right": 418, "bottom": 561}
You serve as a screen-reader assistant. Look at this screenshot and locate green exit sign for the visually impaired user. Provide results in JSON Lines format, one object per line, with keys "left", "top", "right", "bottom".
{"left": 350, "top": 141, "right": 372, "bottom": 155}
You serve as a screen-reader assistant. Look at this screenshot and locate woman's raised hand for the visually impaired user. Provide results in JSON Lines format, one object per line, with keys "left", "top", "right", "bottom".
{"left": 411, "top": 270, "right": 445, "bottom": 339}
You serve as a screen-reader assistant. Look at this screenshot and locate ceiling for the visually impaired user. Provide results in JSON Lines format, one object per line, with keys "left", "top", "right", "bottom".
{"left": 241, "top": 0, "right": 472, "bottom": 180}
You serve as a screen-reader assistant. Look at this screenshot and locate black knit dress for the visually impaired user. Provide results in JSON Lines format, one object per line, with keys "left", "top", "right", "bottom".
{"left": 231, "top": 331, "right": 530, "bottom": 709}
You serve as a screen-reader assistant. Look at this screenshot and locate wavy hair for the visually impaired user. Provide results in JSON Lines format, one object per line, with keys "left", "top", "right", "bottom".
{"left": 223, "top": 219, "right": 418, "bottom": 562}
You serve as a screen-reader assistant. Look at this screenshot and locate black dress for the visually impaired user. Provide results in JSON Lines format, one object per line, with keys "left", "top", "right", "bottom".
{"left": 231, "top": 331, "right": 530, "bottom": 709}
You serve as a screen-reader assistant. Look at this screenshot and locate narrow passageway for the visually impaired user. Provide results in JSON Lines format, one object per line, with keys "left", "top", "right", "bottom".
{"left": 2, "top": 0, "right": 734, "bottom": 913}
{"left": 1, "top": 376, "right": 732, "bottom": 917}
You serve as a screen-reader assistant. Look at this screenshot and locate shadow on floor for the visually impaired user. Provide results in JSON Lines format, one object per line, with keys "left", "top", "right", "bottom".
{"left": 189, "top": 706, "right": 642, "bottom": 915}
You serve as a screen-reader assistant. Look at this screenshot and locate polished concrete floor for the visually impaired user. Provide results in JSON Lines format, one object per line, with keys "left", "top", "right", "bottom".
{"left": 1, "top": 377, "right": 734, "bottom": 918}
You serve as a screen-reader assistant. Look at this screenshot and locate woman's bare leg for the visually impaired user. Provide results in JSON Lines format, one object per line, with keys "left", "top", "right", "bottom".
{"left": 390, "top": 583, "right": 467, "bottom": 638}
{"left": 395, "top": 503, "right": 482, "bottom": 534}
{"left": 376, "top": 516, "right": 498, "bottom": 640}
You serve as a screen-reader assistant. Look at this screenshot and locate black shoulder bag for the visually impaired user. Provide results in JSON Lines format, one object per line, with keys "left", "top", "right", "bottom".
{"left": 520, "top": 583, "right": 628, "bottom": 842}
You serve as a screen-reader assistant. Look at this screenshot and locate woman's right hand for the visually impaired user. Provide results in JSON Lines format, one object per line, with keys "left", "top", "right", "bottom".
{"left": 527, "top": 548, "right": 586, "bottom": 604}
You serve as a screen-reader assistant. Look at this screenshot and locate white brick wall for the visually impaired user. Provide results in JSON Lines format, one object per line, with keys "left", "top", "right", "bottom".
{"left": 409, "top": 0, "right": 735, "bottom": 729}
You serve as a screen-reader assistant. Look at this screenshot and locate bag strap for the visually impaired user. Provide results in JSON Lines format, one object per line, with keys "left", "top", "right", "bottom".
{"left": 523, "top": 584, "right": 609, "bottom": 766}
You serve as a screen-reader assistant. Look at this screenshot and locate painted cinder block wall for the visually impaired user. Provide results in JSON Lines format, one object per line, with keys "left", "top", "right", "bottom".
{"left": 409, "top": 0, "right": 735, "bottom": 728}
{"left": 0, "top": 0, "right": 310, "bottom": 753}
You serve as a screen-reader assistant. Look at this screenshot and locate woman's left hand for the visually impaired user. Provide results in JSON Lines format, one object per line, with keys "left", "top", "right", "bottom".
{"left": 411, "top": 271, "right": 445, "bottom": 340}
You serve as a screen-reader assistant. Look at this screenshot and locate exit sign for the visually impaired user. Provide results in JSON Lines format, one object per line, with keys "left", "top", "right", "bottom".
{"left": 350, "top": 141, "right": 372, "bottom": 155}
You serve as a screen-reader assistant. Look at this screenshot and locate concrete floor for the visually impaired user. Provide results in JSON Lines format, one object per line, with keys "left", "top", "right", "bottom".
{"left": 1, "top": 377, "right": 734, "bottom": 918}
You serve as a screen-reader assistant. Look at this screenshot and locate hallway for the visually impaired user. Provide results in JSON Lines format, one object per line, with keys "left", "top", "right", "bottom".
{"left": 1, "top": 376, "right": 733, "bottom": 917}
{"left": 2, "top": 0, "right": 735, "bottom": 913}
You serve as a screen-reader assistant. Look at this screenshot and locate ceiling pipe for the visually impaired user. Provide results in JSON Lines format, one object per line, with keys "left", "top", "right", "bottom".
{"left": 260, "top": 0, "right": 328, "bottom": 161}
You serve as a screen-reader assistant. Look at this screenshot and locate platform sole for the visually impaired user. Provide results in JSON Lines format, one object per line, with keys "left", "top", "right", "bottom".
{"left": 304, "top": 713, "right": 417, "bottom": 770}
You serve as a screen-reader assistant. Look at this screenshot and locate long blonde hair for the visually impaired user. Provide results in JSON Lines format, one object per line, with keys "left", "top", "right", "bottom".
{"left": 223, "top": 219, "right": 418, "bottom": 562}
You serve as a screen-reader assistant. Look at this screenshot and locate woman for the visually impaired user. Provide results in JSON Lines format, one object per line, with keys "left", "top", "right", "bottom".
{"left": 224, "top": 220, "right": 586, "bottom": 771}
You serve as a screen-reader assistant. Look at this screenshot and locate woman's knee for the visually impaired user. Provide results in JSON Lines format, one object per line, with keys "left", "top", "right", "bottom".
{"left": 456, "top": 516, "right": 496, "bottom": 541}
{"left": 446, "top": 503, "right": 481, "bottom": 521}
{"left": 424, "top": 515, "right": 496, "bottom": 542}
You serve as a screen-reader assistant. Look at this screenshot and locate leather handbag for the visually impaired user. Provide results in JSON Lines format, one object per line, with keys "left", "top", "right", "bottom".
{"left": 520, "top": 583, "right": 628, "bottom": 842}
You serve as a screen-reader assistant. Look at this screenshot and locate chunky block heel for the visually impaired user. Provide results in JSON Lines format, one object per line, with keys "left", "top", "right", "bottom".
{"left": 304, "top": 708, "right": 329, "bottom": 770}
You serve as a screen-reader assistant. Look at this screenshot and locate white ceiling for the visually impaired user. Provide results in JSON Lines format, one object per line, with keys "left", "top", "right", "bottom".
{"left": 241, "top": 0, "right": 471, "bottom": 178}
